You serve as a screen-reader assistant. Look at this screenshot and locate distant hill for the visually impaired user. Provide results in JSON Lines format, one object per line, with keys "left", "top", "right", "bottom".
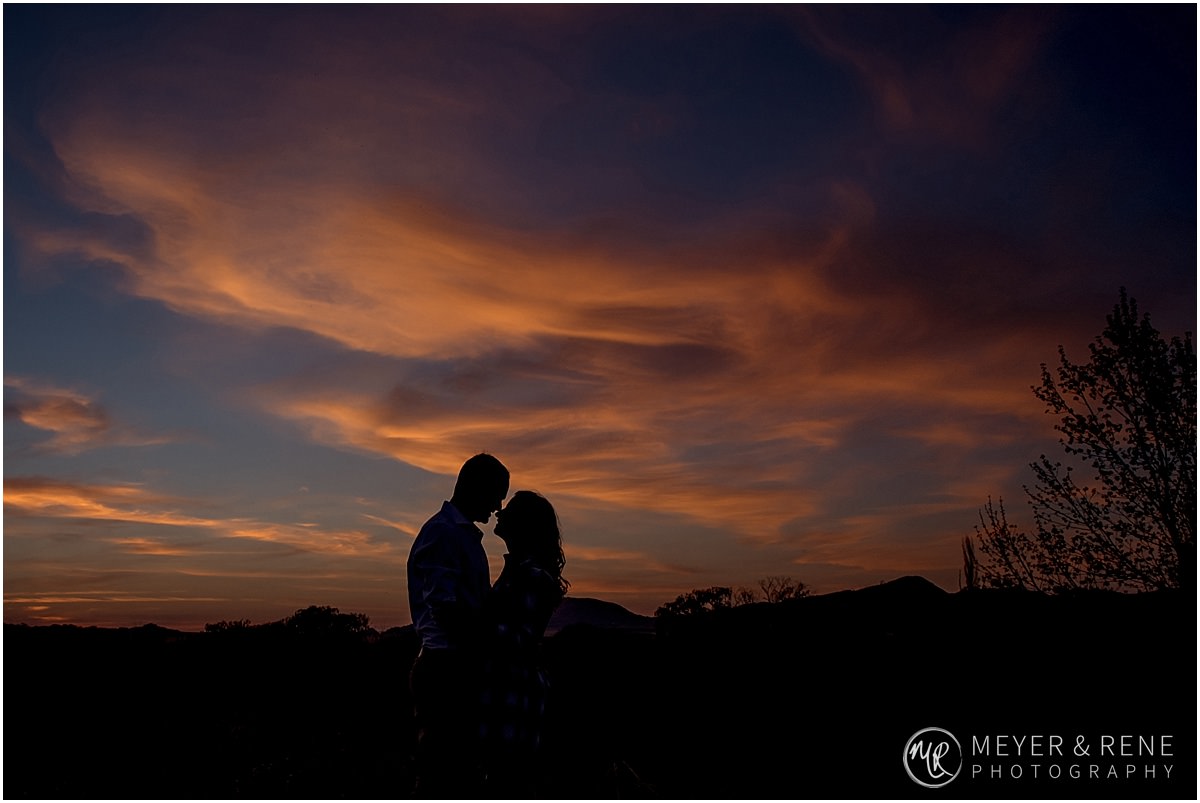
{"left": 828, "top": 573, "right": 948, "bottom": 599}
{"left": 547, "top": 595, "right": 655, "bottom": 635}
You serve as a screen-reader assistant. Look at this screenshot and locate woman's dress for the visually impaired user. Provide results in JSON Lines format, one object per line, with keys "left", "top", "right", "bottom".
{"left": 478, "top": 554, "right": 564, "bottom": 785}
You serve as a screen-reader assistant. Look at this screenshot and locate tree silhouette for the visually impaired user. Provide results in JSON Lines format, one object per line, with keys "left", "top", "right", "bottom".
{"left": 655, "top": 586, "right": 734, "bottom": 618}
{"left": 656, "top": 577, "right": 812, "bottom": 617}
{"left": 283, "top": 605, "right": 374, "bottom": 638}
{"left": 758, "top": 575, "right": 809, "bottom": 603}
{"left": 204, "top": 618, "right": 251, "bottom": 633}
{"left": 971, "top": 290, "right": 1195, "bottom": 593}
{"left": 731, "top": 587, "right": 757, "bottom": 606}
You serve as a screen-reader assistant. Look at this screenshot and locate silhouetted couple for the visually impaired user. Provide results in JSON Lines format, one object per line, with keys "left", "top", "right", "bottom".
{"left": 407, "top": 454, "right": 568, "bottom": 798}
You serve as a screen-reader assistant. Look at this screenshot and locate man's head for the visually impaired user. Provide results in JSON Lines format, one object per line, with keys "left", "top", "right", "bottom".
{"left": 450, "top": 453, "right": 510, "bottom": 524}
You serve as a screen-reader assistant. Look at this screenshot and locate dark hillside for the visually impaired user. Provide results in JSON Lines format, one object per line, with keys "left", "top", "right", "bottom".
{"left": 640, "top": 580, "right": 1194, "bottom": 798}
{"left": 4, "top": 580, "right": 1194, "bottom": 799}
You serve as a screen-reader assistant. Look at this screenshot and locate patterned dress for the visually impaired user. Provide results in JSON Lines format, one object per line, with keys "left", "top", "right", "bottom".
{"left": 478, "top": 554, "right": 564, "bottom": 785}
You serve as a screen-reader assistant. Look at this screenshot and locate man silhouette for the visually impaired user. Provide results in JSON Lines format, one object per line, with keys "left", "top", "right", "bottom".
{"left": 407, "top": 453, "right": 509, "bottom": 796}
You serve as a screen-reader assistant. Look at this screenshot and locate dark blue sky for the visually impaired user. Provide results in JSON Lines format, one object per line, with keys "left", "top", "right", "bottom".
{"left": 4, "top": 5, "right": 1195, "bottom": 629}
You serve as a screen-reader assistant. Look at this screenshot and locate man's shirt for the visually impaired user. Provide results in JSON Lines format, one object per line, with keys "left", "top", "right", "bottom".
{"left": 407, "top": 500, "right": 491, "bottom": 650}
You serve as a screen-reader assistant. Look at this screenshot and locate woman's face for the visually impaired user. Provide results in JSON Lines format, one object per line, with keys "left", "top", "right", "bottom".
{"left": 494, "top": 498, "right": 527, "bottom": 548}
{"left": 495, "top": 492, "right": 556, "bottom": 559}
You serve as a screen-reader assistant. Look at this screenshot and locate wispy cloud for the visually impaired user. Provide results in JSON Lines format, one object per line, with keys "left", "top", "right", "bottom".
{"left": 4, "top": 477, "right": 395, "bottom": 558}
{"left": 4, "top": 476, "right": 205, "bottom": 525}
{"left": 6, "top": 592, "right": 230, "bottom": 605}
{"left": 4, "top": 377, "right": 170, "bottom": 454}
{"left": 796, "top": 5, "right": 1057, "bottom": 144}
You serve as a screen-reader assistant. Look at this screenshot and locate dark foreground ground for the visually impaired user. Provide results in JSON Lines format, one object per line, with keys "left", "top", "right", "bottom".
{"left": 4, "top": 577, "right": 1195, "bottom": 799}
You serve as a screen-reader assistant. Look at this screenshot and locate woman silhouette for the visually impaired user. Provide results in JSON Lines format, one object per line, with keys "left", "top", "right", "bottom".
{"left": 478, "top": 490, "right": 569, "bottom": 795}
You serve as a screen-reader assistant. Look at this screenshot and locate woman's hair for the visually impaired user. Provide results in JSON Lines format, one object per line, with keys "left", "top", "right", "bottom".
{"left": 506, "top": 490, "right": 569, "bottom": 594}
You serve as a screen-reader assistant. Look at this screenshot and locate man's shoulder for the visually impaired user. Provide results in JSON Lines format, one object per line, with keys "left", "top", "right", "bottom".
{"left": 428, "top": 499, "right": 464, "bottom": 524}
{"left": 413, "top": 502, "right": 471, "bottom": 543}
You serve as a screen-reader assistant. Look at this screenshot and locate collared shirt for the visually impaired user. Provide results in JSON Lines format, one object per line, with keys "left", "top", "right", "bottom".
{"left": 407, "top": 500, "right": 491, "bottom": 650}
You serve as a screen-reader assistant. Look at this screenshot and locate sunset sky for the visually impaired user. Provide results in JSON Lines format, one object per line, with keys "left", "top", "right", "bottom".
{"left": 4, "top": 5, "right": 1195, "bottom": 631}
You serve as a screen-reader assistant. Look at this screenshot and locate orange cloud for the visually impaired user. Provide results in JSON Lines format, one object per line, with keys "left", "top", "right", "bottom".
{"left": 360, "top": 513, "right": 421, "bottom": 539}
{"left": 247, "top": 316, "right": 1048, "bottom": 547}
{"left": 259, "top": 390, "right": 832, "bottom": 541}
{"left": 225, "top": 523, "right": 393, "bottom": 558}
{"left": 4, "top": 477, "right": 396, "bottom": 559}
{"left": 4, "top": 377, "right": 171, "bottom": 453}
{"left": 6, "top": 592, "right": 229, "bottom": 605}
{"left": 109, "top": 537, "right": 203, "bottom": 557}
{"left": 4, "top": 477, "right": 209, "bottom": 526}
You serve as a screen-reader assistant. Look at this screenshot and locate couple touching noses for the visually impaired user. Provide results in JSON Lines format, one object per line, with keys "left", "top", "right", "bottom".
{"left": 407, "top": 453, "right": 568, "bottom": 796}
